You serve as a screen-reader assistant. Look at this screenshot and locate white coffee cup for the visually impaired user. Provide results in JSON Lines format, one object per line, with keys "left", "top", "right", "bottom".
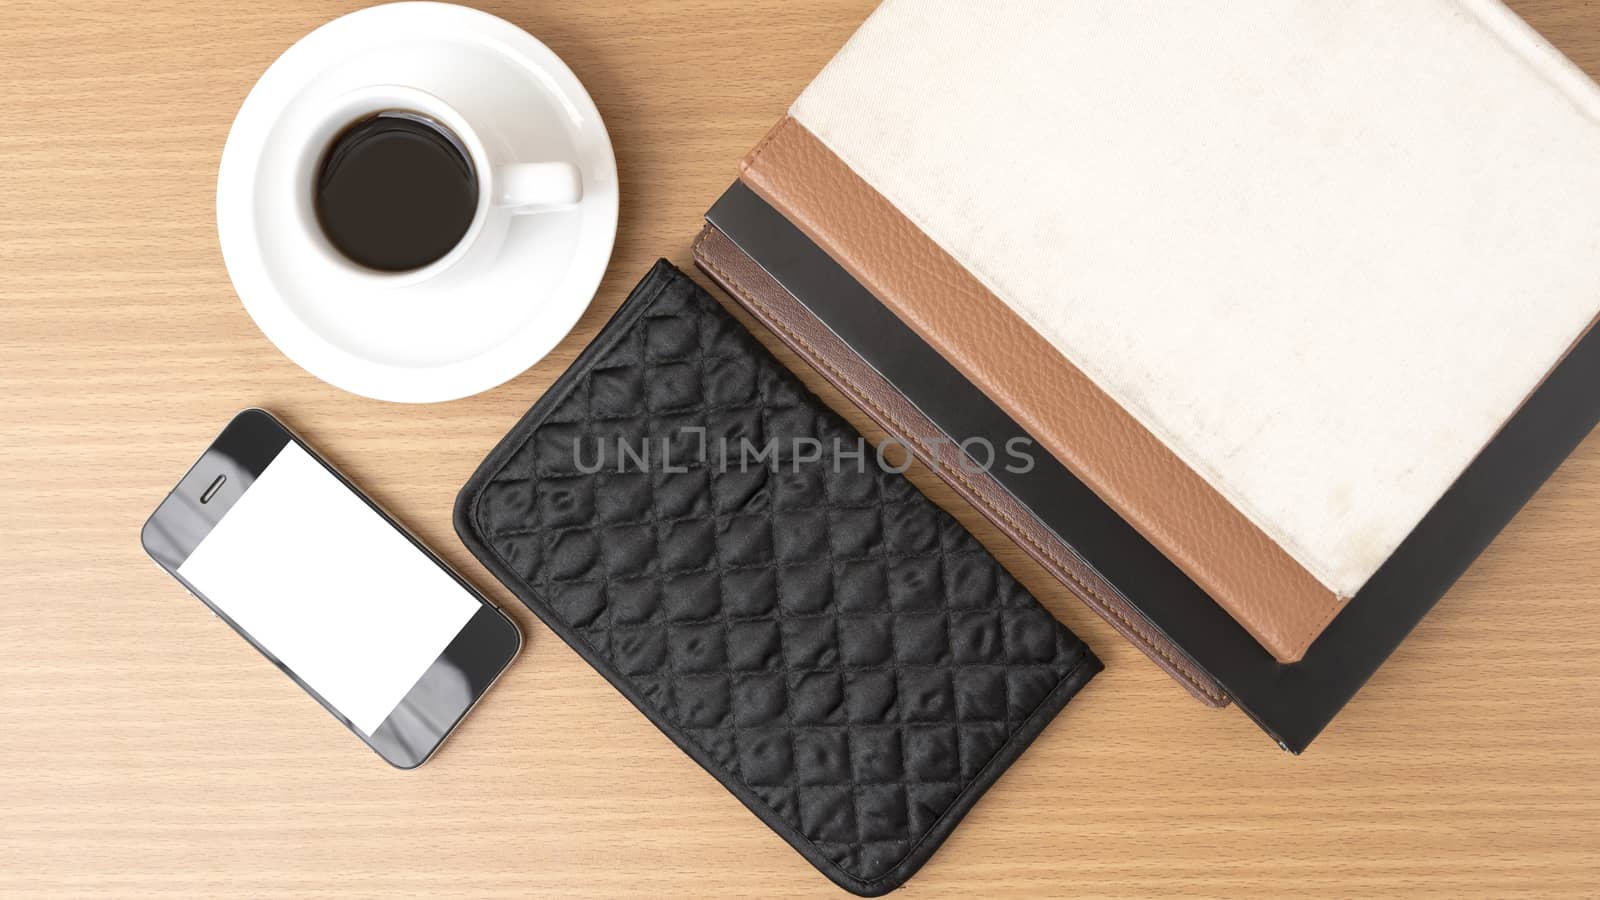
{"left": 217, "top": 1, "right": 618, "bottom": 402}
{"left": 286, "top": 83, "right": 582, "bottom": 289}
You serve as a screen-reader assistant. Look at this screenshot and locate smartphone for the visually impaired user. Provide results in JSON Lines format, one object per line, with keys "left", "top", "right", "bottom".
{"left": 141, "top": 409, "right": 521, "bottom": 768}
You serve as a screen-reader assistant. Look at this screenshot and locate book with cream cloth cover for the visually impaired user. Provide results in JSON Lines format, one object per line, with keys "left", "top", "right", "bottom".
{"left": 697, "top": 0, "right": 1600, "bottom": 750}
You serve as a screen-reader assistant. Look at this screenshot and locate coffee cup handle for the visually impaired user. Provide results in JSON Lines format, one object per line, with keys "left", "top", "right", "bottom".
{"left": 493, "top": 162, "right": 583, "bottom": 213}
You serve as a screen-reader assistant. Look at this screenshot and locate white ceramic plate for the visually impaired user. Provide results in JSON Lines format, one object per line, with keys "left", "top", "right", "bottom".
{"left": 217, "top": 2, "right": 618, "bottom": 402}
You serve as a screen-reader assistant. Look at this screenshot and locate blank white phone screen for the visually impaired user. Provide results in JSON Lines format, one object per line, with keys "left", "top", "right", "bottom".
{"left": 178, "top": 442, "right": 481, "bottom": 735}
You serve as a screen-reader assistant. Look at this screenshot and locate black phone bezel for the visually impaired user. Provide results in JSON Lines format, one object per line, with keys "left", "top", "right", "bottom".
{"left": 140, "top": 408, "right": 522, "bottom": 769}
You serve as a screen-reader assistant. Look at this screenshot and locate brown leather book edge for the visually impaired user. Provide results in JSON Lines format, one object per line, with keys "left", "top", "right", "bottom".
{"left": 738, "top": 115, "right": 1344, "bottom": 663}
{"left": 693, "top": 222, "right": 1230, "bottom": 707}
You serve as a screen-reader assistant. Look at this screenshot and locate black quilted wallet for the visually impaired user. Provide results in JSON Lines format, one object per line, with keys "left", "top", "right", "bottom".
{"left": 455, "top": 261, "right": 1100, "bottom": 895}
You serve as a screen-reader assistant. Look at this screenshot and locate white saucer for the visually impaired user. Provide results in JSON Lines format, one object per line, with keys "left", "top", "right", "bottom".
{"left": 217, "top": 2, "right": 618, "bottom": 403}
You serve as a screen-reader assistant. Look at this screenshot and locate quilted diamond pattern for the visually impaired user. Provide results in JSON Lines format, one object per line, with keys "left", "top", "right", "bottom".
{"left": 458, "top": 262, "right": 1098, "bottom": 895}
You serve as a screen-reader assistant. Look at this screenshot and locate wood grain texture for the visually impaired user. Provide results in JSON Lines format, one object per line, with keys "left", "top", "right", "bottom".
{"left": 0, "top": 1, "right": 1595, "bottom": 897}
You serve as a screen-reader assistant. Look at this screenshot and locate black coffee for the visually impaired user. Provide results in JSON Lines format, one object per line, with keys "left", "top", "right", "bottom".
{"left": 314, "top": 112, "right": 478, "bottom": 272}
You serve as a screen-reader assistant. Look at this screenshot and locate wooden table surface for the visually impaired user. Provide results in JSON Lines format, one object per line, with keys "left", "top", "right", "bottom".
{"left": 2, "top": 2, "right": 1597, "bottom": 897}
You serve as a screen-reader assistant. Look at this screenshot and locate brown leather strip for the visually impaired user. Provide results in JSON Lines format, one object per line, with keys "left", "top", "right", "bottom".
{"left": 740, "top": 116, "right": 1345, "bottom": 663}
{"left": 693, "top": 223, "right": 1229, "bottom": 706}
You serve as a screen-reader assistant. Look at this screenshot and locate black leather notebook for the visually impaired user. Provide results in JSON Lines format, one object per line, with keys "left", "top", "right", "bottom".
{"left": 455, "top": 261, "right": 1100, "bottom": 895}
{"left": 702, "top": 181, "right": 1600, "bottom": 753}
